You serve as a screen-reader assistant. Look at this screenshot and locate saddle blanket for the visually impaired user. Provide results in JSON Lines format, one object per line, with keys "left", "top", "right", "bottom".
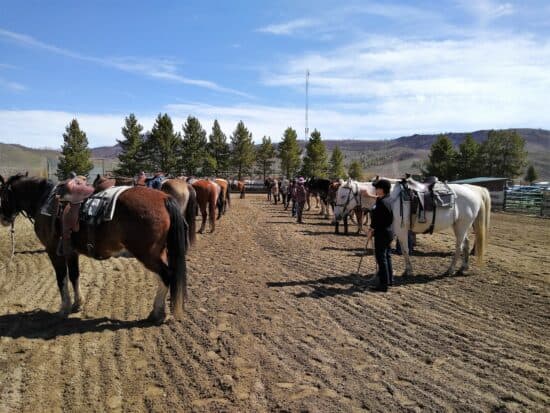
{"left": 81, "top": 186, "right": 132, "bottom": 224}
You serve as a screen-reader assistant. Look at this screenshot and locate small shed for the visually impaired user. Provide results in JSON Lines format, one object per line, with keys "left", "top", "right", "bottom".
{"left": 450, "top": 177, "right": 509, "bottom": 209}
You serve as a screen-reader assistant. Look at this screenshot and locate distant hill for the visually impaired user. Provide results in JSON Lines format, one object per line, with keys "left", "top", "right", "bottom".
{"left": 1, "top": 128, "right": 548, "bottom": 180}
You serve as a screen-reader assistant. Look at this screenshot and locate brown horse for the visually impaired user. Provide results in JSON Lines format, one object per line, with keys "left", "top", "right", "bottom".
{"left": 215, "top": 178, "right": 230, "bottom": 216}
{"left": 160, "top": 179, "right": 198, "bottom": 247}
{"left": 0, "top": 174, "right": 187, "bottom": 323}
{"left": 191, "top": 179, "right": 219, "bottom": 233}
{"left": 236, "top": 180, "right": 246, "bottom": 199}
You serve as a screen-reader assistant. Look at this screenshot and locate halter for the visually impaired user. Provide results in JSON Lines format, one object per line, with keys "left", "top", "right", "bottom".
{"left": 335, "top": 182, "right": 359, "bottom": 216}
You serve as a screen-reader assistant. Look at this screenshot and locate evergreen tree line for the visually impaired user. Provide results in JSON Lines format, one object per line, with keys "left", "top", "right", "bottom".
{"left": 422, "top": 130, "right": 531, "bottom": 181}
{"left": 58, "top": 114, "right": 360, "bottom": 181}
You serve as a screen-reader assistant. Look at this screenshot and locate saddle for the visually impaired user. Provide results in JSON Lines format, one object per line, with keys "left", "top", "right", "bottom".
{"left": 402, "top": 177, "right": 455, "bottom": 233}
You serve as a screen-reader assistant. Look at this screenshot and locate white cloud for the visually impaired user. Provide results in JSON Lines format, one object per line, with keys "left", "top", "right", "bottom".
{"left": 0, "top": 77, "right": 25, "bottom": 92}
{"left": 457, "top": 0, "right": 514, "bottom": 23}
{"left": 257, "top": 18, "right": 319, "bottom": 35}
{"left": 0, "top": 28, "right": 250, "bottom": 97}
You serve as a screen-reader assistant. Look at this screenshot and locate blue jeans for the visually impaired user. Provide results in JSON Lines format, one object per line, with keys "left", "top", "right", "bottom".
{"left": 375, "top": 236, "right": 393, "bottom": 286}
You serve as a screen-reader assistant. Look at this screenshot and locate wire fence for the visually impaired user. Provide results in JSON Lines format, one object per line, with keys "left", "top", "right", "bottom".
{"left": 504, "top": 188, "right": 550, "bottom": 216}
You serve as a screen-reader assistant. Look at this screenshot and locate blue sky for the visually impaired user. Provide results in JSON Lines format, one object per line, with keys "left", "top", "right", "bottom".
{"left": 0, "top": 0, "right": 549, "bottom": 148}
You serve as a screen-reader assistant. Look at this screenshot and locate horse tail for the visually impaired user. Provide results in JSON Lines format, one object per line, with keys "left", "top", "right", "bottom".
{"left": 165, "top": 197, "right": 187, "bottom": 317}
{"left": 226, "top": 184, "right": 231, "bottom": 208}
{"left": 185, "top": 185, "right": 198, "bottom": 247}
{"left": 474, "top": 187, "right": 491, "bottom": 265}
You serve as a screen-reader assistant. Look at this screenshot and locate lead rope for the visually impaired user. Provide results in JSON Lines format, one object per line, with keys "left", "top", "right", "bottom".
{"left": 0, "top": 222, "right": 16, "bottom": 271}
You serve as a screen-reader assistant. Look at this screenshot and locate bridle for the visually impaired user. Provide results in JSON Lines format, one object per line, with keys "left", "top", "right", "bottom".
{"left": 335, "top": 182, "right": 359, "bottom": 217}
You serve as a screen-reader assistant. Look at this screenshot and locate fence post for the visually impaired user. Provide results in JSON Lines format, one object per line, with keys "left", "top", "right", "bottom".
{"left": 503, "top": 188, "right": 507, "bottom": 211}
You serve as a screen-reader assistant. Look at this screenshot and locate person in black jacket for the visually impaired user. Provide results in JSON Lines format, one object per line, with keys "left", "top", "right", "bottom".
{"left": 367, "top": 179, "right": 394, "bottom": 292}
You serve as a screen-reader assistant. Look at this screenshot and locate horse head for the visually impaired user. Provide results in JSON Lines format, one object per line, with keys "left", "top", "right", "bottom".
{"left": 333, "top": 180, "right": 359, "bottom": 222}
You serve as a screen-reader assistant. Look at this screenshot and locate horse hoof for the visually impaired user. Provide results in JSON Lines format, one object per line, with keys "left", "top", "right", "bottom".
{"left": 57, "top": 308, "right": 71, "bottom": 318}
{"left": 146, "top": 311, "right": 166, "bottom": 324}
{"left": 71, "top": 302, "right": 82, "bottom": 313}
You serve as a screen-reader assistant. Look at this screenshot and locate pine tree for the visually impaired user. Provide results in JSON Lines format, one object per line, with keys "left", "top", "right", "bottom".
{"left": 181, "top": 116, "right": 207, "bottom": 176}
{"left": 348, "top": 160, "right": 364, "bottom": 180}
{"left": 256, "top": 136, "right": 276, "bottom": 181}
{"left": 206, "top": 119, "right": 230, "bottom": 176}
{"left": 57, "top": 119, "right": 94, "bottom": 180}
{"left": 278, "top": 127, "right": 301, "bottom": 178}
{"left": 301, "top": 129, "right": 329, "bottom": 178}
{"left": 230, "top": 121, "right": 256, "bottom": 179}
{"left": 455, "top": 134, "right": 480, "bottom": 179}
{"left": 115, "top": 113, "right": 144, "bottom": 177}
{"left": 422, "top": 135, "right": 457, "bottom": 181}
{"left": 524, "top": 165, "right": 538, "bottom": 184}
{"left": 478, "top": 130, "right": 527, "bottom": 178}
{"left": 329, "top": 145, "right": 347, "bottom": 179}
{"left": 144, "top": 113, "right": 180, "bottom": 175}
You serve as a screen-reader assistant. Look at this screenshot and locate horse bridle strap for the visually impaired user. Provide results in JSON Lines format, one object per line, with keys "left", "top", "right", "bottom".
{"left": 335, "top": 183, "right": 359, "bottom": 214}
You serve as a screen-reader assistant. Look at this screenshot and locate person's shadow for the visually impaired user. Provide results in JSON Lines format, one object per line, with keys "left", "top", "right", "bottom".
{"left": 267, "top": 271, "right": 470, "bottom": 298}
{"left": 0, "top": 309, "right": 157, "bottom": 340}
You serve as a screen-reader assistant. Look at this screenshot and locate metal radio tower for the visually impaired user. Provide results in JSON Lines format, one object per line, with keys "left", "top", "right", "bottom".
{"left": 305, "top": 69, "right": 310, "bottom": 140}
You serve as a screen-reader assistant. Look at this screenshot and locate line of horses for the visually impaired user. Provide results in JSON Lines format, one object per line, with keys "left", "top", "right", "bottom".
{"left": 0, "top": 173, "right": 240, "bottom": 323}
{"left": 266, "top": 175, "right": 491, "bottom": 278}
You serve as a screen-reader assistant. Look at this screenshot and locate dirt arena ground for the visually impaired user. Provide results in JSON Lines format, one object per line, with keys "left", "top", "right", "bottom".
{"left": 0, "top": 193, "right": 548, "bottom": 412}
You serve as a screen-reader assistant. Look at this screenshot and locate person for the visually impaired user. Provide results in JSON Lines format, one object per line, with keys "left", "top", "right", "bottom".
{"left": 293, "top": 177, "right": 308, "bottom": 223}
{"left": 367, "top": 179, "right": 394, "bottom": 292}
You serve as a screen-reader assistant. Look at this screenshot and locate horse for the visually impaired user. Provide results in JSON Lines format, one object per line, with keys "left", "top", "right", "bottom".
{"left": 280, "top": 178, "right": 290, "bottom": 206}
{"left": 190, "top": 179, "right": 219, "bottom": 233}
{"left": 215, "top": 178, "right": 231, "bottom": 216}
{"left": 335, "top": 178, "right": 491, "bottom": 276}
{"left": 0, "top": 174, "right": 187, "bottom": 323}
{"left": 236, "top": 180, "right": 246, "bottom": 199}
{"left": 271, "top": 178, "right": 280, "bottom": 205}
{"left": 160, "top": 178, "right": 198, "bottom": 247}
{"left": 306, "top": 178, "right": 331, "bottom": 218}
{"left": 332, "top": 179, "right": 376, "bottom": 235}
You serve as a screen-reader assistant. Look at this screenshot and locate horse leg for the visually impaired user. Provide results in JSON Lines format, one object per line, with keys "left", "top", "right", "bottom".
{"left": 67, "top": 254, "right": 83, "bottom": 313}
{"left": 147, "top": 272, "right": 169, "bottom": 323}
{"left": 344, "top": 216, "right": 349, "bottom": 235}
{"left": 356, "top": 209, "right": 363, "bottom": 234}
{"left": 48, "top": 251, "right": 72, "bottom": 317}
{"left": 198, "top": 203, "right": 207, "bottom": 234}
{"left": 395, "top": 229, "right": 414, "bottom": 276}
{"left": 209, "top": 199, "right": 216, "bottom": 233}
{"left": 459, "top": 237, "right": 470, "bottom": 275}
{"left": 446, "top": 222, "right": 469, "bottom": 276}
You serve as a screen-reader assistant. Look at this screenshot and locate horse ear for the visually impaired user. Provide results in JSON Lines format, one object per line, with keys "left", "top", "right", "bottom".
{"left": 0, "top": 175, "right": 4, "bottom": 186}
{"left": 25, "top": 171, "right": 29, "bottom": 177}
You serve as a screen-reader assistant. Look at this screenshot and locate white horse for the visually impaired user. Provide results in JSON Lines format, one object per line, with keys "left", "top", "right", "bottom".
{"left": 334, "top": 179, "right": 491, "bottom": 276}
{"left": 333, "top": 179, "right": 390, "bottom": 234}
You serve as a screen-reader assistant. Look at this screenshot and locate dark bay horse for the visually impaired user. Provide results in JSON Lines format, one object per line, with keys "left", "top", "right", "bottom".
{"left": 0, "top": 174, "right": 187, "bottom": 323}
{"left": 161, "top": 178, "right": 198, "bottom": 247}
{"left": 190, "top": 179, "right": 219, "bottom": 233}
{"left": 306, "top": 177, "right": 331, "bottom": 218}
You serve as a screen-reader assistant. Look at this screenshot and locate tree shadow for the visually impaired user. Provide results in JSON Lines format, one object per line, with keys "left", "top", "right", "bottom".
{"left": 0, "top": 309, "right": 158, "bottom": 340}
{"left": 266, "top": 271, "right": 471, "bottom": 299}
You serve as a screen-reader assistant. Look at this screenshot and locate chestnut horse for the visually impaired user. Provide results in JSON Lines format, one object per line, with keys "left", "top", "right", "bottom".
{"left": 215, "top": 178, "right": 231, "bottom": 216}
{"left": 161, "top": 178, "right": 198, "bottom": 247}
{"left": 236, "top": 180, "right": 246, "bottom": 199}
{"left": 191, "top": 179, "right": 219, "bottom": 233}
{"left": 0, "top": 174, "right": 187, "bottom": 323}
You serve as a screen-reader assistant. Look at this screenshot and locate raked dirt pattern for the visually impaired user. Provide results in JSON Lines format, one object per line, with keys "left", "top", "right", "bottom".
{"left": 0, "top": 194, "right": 549, "bottom": 412}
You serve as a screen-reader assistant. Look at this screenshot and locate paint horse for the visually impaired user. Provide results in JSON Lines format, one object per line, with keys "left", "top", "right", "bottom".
{"left": 0, "top": 174, "right": 187, "bottom": 323}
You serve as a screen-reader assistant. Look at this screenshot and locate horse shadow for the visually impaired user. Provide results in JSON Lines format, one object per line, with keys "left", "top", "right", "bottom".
{"left": 15, "top": 248, "right": 47, "bottom": 255}
{"left": 0, "top": 309, "right": 157, "bottom": 340}
{"left": 300, "top": 229, "right": 341, "bottom": 236}
{"left": 267, "top": 271, "right": 471, "bottom": 299}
